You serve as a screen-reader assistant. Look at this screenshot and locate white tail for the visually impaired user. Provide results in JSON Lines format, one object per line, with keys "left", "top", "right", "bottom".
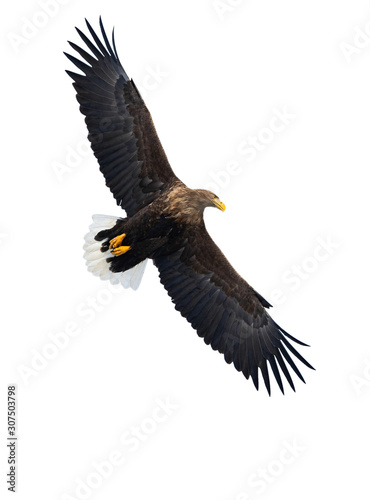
{"left": 83, "top": 214, "right": 147, "bottom": 291}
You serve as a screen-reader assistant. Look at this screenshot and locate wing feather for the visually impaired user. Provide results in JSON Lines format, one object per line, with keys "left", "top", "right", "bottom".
{"left": 154, "top": 224, "right": 314, "bottom": 395}
{"left": 65, "top": 18, "right": 179, "bottom": 216}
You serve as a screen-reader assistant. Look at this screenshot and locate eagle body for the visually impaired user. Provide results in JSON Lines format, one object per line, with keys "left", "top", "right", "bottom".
{"left": 97, "top": 182, "right": 229, "bottom": 271}
{"left": 66, "top": 18, "right": 314, "bottom": 395}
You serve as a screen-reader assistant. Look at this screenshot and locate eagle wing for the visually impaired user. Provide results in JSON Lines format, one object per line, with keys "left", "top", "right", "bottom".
{"left": 65, "top": 18, "right": 178, "bottom": 216}
{"left": 153, "top": 223, "right": 314, "bottom": 395}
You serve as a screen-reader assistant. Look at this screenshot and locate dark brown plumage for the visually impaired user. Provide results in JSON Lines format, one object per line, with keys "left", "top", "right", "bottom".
{"left": 65, "top": 18, "right": 314, "bottom": 395}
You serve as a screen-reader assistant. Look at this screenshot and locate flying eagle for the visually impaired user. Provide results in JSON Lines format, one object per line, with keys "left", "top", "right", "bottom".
{"left": 65, "top": 18, "right": 314, "bottom": 395}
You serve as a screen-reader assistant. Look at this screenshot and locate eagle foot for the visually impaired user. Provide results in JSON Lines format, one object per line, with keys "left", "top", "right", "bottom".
{"left": 111, "top": 245, "right": 131, "bottom": 257}
{"left": 109, "top": 233, "right": 126, "bottom": 249}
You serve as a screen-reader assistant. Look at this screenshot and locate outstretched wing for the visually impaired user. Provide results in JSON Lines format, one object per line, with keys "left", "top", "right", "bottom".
{"left": 65, "top": 18, "right": 179, "bottom": 216}
{"left": 153, "top": 223, "right": 314, "bottom": 395}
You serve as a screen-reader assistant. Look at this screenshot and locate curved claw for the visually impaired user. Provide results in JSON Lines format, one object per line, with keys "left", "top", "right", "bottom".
{"left": 111, "top": 245, "right": 131, "bottom": 256}
{"left": 109, "top": 233, "right": 126, "bottom": 249}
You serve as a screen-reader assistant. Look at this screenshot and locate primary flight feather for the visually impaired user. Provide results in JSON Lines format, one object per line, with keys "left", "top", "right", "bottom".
{"left": 65, "top": 18, "right": 314, "bottom": 395}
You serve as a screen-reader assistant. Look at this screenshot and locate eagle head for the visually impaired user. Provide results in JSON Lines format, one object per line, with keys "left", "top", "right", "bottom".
{"left": 194, "top": 189, "right": 226, "bottom": 212}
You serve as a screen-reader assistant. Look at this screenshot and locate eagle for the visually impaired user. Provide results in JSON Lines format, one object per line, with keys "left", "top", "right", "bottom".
{"left": 65, "top": 18, "right": 314, "bottom": 395}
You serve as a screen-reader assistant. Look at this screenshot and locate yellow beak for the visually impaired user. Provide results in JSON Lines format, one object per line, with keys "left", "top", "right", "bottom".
{"left": 213, "top": 197, "right": 226, "bottom": 212}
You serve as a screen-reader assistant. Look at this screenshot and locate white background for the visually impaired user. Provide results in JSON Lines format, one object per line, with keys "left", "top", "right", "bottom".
{"left": 1, "top": 1, "right": 370, "bottom": 499}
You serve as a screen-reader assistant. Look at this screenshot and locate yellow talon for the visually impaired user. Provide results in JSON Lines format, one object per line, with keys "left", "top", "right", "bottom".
{"left": 109, "top": 233, "right": 126, "bottom": 249}
{"left": 111, "top": 245, "right": 131, "bottom": 256}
